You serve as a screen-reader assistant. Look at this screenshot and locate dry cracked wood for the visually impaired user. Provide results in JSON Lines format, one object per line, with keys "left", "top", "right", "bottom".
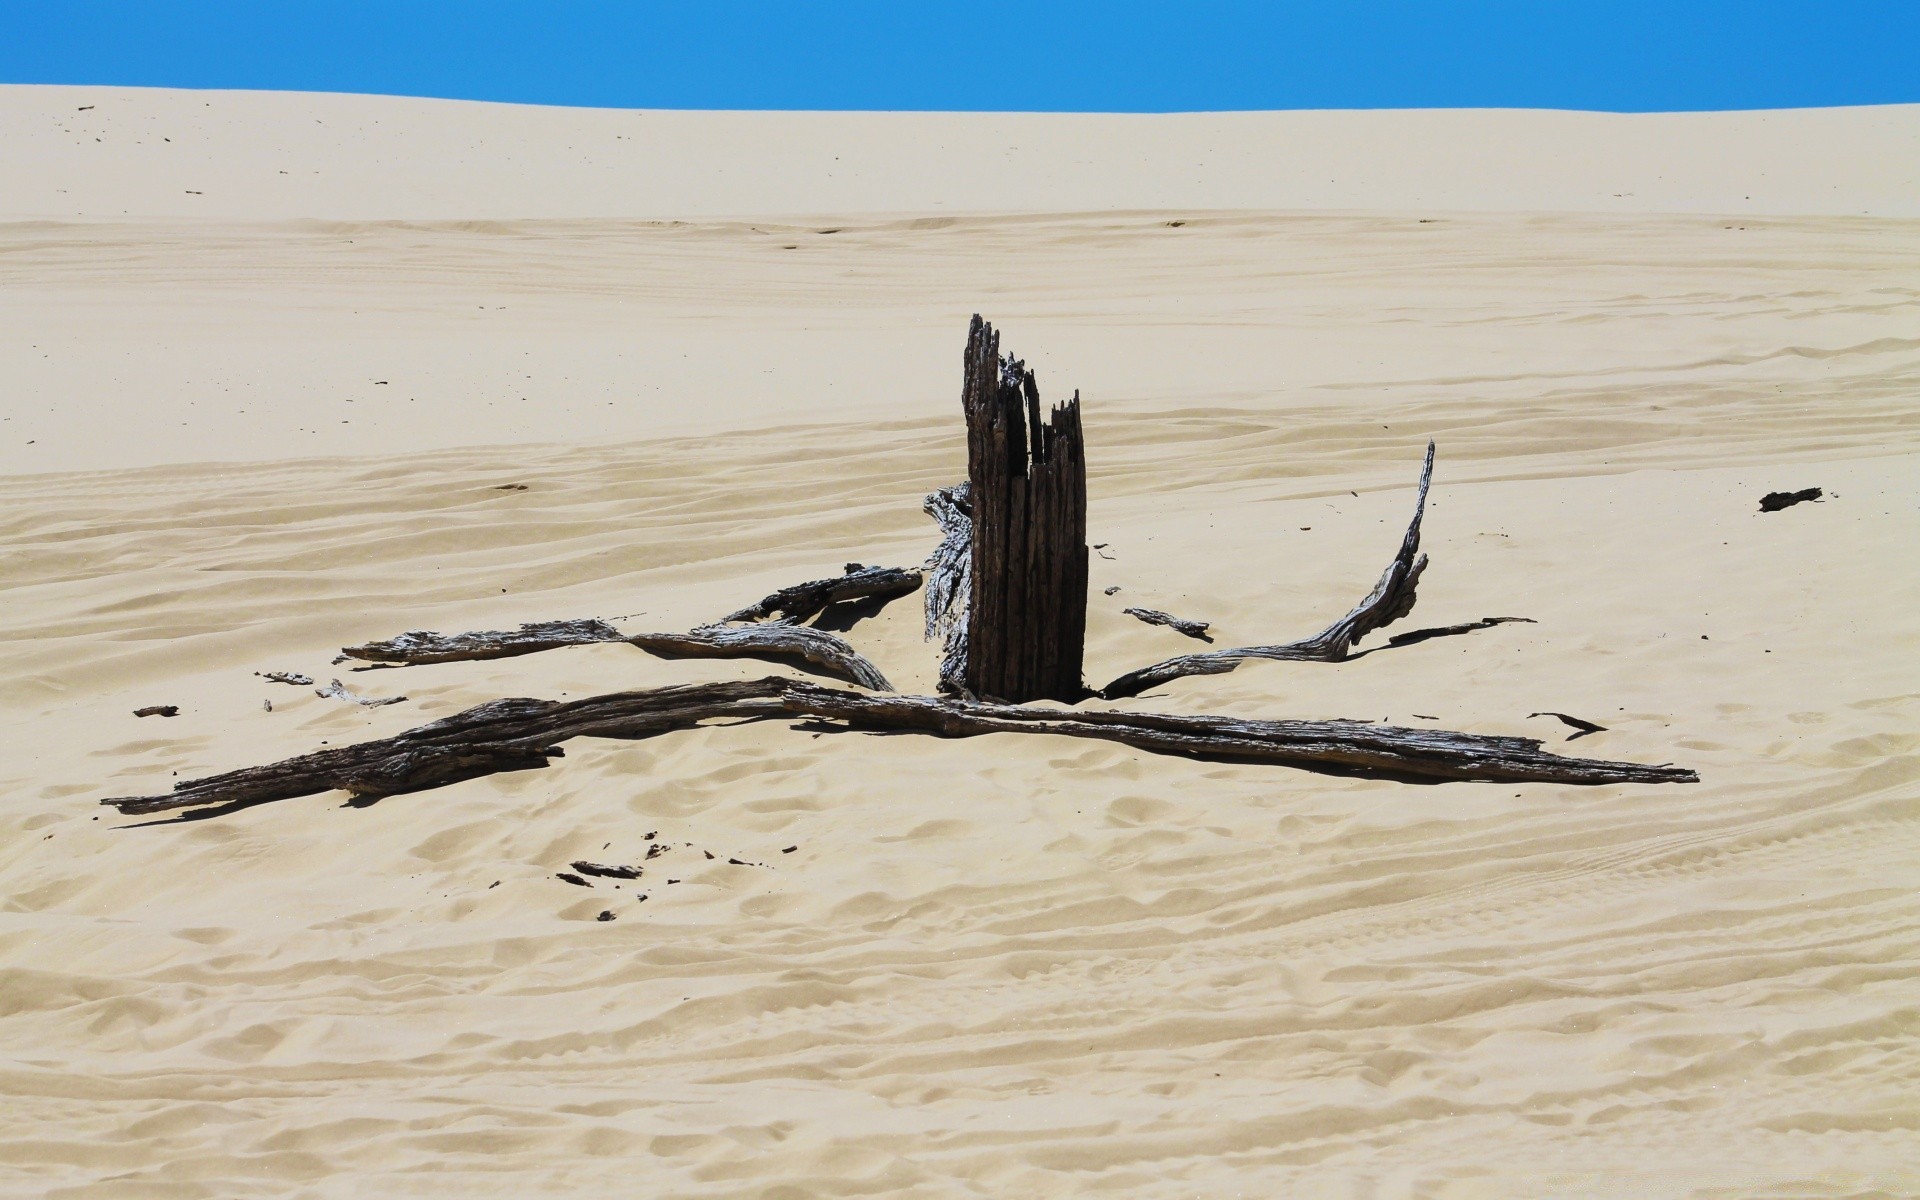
{"left": 922, "top": 482, "right": 973, "bottom": 694}
{"left": 102, "top": 676, "right": 1696, "bottom": 819}
{"left": 104, "top": 678, "right": 795, "bottom": 816}
{"left": 960, "top": 317, "right": 1089, "bottom": 704}
{"left": 626, "top": 623, "right": 892, "bottom": 691}
{"left": 723, "top": 564, "right": 922, "bottom": 624}
{"left": 342, "top": 619, "right": 625, "bottom": 666}
{"left": 338, "top": 614, "right": 890, "bottom": 690}
{"left": 1124, "top": 607, "right": 1213, "bottom": 642}
{"left": 784, "top": 684, "right": 1697, "bottom": 786}
{"left": 1101, "top": 441, "right": 1439, "bottom": 699}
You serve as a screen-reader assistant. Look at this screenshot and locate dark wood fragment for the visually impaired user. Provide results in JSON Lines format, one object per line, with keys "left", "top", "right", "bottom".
{"left": 1528, "top": 711, "right": 1608, "bottom": 740}
{"left": 100, "top": 675, "right": 1694, "bottom": 819}
{"left": 571, "top": 861, "right": 642, "bottom": 879}
{"left": 1759, "top": 487, "right": 1822, "bottom": 512}
{"left": 724, "top": 564, "right": 922, "bottom": 624}
{"left": 1386, "top": 616, "right": 1535, "bottom": 648}
{"left": 133, "top": 705, "right": 179, "bottom": 718}
{"left": 256, "top": 671, "right": 314, "bottom": 686}
{"left": 1101, "top": 442, "right": 1436, "bottom": 699}
{"left": 341, "top": 619, "right": 624, "bottom": 666}
{"left": 626, "top": 623, "right": 891, "bottom": 690}
{"left": 556, "top": 872, "right": 592, "bottom": 887}
{"left": 960, "top": 316, "right": 1088, "bottom": 703}
{"left": 1124, "top": 607, "right": 1213, "bottom": 642}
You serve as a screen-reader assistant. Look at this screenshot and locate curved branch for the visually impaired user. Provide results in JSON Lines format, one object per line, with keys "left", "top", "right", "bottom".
{"left": 1102, "top": 441, "right": 1438, "bottom": 699}
{"left": 722, "top": 564, "right": 922, "bottom": 624}
{"left": 626, "top": 623, "right": 892, "bottom": 691}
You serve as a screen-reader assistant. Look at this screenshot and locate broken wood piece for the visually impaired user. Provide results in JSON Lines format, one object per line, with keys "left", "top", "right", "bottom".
{"left": 723, "top": 563, "right": 922, "bottom": 624}
{"left": 1528, "top": 711, "right": 1608, "bottom": 740}
{"left": 1100, "top": 441, "right": 1436, "bottom": 699}
{"left": 103, "top": 677, "right": 795, "bottom": 816}
{"left": 100, "top": 675, "right": 1695, "bottom": 820}
{"left": 627, "top": 623, "right": 891, "bottom": 690}
{"left": 556, "top": 872, "right": 592, "bottom": 887}
{"left": 570, "top": 860, "right": 643, "bottom": 880}
{"left": 341, "top": 619, "right": 624, "bottom": 666}
{"left": 1759, "top": 487, "right": 1822, "bottom": 512}
{"left": 1124, "top": 607, "right": 1213, "bottom": 642}
{"left": 315, "top": 679, "right": 408, "bottom": 707}
{"left": 256, "top": 671, "right": 314, "bottom": 686}
{"left": 1386, "top": 616, "right": 1535, "bottom": 648}
{"left": 922, "top": 482, "right": 973, "bottom": 694}
{"left": 133, "top": 705, "right": 179, "bottom": 718}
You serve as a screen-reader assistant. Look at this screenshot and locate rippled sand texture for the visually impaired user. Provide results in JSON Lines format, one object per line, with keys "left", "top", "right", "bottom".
{"left": 5, "top": 96, "right": 1920, "bottom": 1199}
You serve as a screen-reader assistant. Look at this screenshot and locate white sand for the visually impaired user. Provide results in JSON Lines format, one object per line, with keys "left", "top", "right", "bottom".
{"left": 2, "top": 87, "right": 1918, "bottom": 1196}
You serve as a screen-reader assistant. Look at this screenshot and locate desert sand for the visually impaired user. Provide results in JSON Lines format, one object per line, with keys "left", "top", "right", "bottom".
{"left": 2, "top": 86, "right": 1918, "bottom": 1197}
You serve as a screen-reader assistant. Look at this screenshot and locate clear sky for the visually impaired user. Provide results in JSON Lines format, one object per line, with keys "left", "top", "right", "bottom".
{"left": 6, "top": 1, "right": 1916, "bottom": 113}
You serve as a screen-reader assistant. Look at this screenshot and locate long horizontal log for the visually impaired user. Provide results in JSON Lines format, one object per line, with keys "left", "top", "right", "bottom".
{"left": 103, "top": 678, "right": 794, "bottom": 816}
{"left": 779, "top": 684, "right": 1696, "bottom": 786}
{"left": 723, "top": 564, "right": 922, "bottom": 624}
{"left": 626, "top": 623, "right": 892, "bottom": 691}
{"left": 1101, "top": 441, "right": 1440, "bottom": 699}
{"left": 101, "top": 676, "right": 1695, "bottom": 819}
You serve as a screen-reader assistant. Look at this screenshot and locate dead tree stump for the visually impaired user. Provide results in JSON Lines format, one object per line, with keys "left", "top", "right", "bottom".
{"left": 960, "top": 316, "right": 1088, "bottom": 703}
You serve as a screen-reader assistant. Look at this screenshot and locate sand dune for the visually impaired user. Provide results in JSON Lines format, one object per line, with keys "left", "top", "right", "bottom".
{"left": 2, "top": 89, "right": 1919, "bottom": 1196}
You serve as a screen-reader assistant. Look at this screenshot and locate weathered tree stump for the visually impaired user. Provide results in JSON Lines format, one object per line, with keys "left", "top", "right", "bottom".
{"left": 960, "top": 316, "right": 1088, "bottom": 703}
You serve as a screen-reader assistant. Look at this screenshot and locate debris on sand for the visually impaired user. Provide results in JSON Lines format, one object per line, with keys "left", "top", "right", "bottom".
{"left": 1528, "top": 711, "right": 1608, "bottom": 740}
{"left": 1759, "top": 487, "right": 1822, "bottom": 513}
{"left": 133, "top": 705, "right": 179, "bottom": 718}
{"left": 1124, "top": 607, "right": 1213, "bottom": 642}
{"left": 571, "top": 861, "right": 642, "bottom": 880}
{"left": 315, "top": 679, "right": 407, "bottom": 707}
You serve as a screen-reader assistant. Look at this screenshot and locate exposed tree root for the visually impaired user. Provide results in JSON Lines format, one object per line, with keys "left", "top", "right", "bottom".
{"left": 101, "top": 675, "right": 1696, "bottom": 819}
{"left": 1100, "top": 442, "right": 1437, "bottom": 699}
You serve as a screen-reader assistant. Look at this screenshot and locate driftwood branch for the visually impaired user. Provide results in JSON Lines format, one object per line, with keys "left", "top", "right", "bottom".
{"left": 784, "top": 684, "right": 1696, "bottom": 786}
{"left": 1124, "top": 607, "right": 1213, "bottom": 642}
{"left": 101, "top": 676, "right": 1696, "bottom": 819}
{"left": 339, "top": 614, "right": 888, "bottom": 690}
{"left": 922, "top": 482, "right": 972, "bottom": 694}
{"left": 103, "top": 678, "right": 794, "bottom": 816}
{"left": 626, "top": 623, "right": 892, "bottom": 691}
{"left": 1101, "top": 441, "right": 1439, "bottom": 699}
{"left": 723, "top": 564, "right": 922, "bottom": 624}
{"left": 342, "top": 619, "right": 625, "bottom": 666}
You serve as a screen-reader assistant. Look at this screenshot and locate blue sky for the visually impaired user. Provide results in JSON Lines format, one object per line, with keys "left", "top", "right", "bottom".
{"left": 6, "top": 2, "right": 1916, "bottom": 112}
